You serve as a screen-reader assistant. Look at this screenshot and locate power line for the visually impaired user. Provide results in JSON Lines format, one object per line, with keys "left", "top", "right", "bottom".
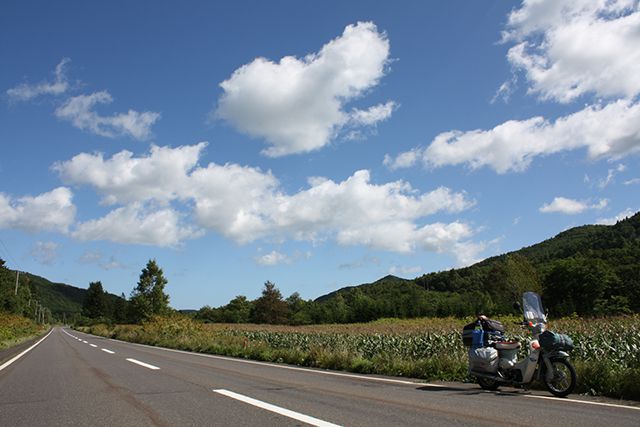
{"left": 0, "top": 237, "right": 21, "bottom": 271}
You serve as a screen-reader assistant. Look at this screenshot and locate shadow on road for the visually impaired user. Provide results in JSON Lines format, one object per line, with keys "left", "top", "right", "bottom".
{"left": 417, "top": 384, "right": 532, "bottom": 399}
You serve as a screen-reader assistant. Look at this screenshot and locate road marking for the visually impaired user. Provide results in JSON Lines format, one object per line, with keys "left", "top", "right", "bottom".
{"left": 523, "top": 394, "right": 640, "bottom": 411}
{"left": 103, "top": 336, "right": 639, "bottom": 412}
{"left": 101, "top": 349, "right": 115, "bottom": 354}
{"left": 213, "top": 389, "right": 341, "bottom": 427}
{"left": 82, "top": 340, "right": 88, "bottom": 344}
{"left": 126, "top": 358, "right": 160, "bottom": 370}
{"left": 0, "top": 328, "right": 53, "bottom": 372}
{"left": 109, "top": 338, "right": 441, "bottom": 388}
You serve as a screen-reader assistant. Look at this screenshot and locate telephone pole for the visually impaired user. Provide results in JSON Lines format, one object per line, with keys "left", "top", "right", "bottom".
{"left": 14, "top": 270, "right": 19, "bottom": 295}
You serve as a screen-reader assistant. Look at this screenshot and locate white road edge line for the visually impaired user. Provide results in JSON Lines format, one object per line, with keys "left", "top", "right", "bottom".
{"left": 0, "top": 328, "right": 54, "bottom": 372}
{"left": 101, "top": 349, "right": 115, "bottom": 354}
{"left": 98, "top": 335, "right": 640, "bottom": 412}
{"left": 213, "top": 389, "right": 342, "bottom": 427}
{"left": 126, "top": 358, "right": 160, "bottom": 370}
{"left": 89, "top": 344, "right": 98, "bottom": 348}
{"left": 523, "top": 394, "right": 640, "bottom": 411}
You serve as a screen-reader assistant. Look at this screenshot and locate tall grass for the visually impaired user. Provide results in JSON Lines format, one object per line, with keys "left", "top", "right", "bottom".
{"left": 0, "top": 312, "right": 46, "bottom": 349}
{"left": 80, "top": 314, "right": 640, "bottom": 400}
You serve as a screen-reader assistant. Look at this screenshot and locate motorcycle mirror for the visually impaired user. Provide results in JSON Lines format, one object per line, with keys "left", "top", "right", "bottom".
{"left": 513, "top": 301, "right": 522, "bottom": 313}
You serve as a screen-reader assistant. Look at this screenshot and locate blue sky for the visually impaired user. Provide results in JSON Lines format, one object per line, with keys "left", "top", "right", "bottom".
{"left": 1, "top": 1, "right": 638, "bottom": 309}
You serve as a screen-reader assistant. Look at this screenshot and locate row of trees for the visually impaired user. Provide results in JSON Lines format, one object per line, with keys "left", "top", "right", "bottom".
{"left": 0, "top": 258, "right": 51, "bottom": 323}
{"left": 81, "top": 259, "right": 171, "bottom": 324}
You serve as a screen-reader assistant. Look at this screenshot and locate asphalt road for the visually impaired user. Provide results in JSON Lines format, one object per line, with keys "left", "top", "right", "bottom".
{"left": 0, "top": 327, "right": 638, "bottom": 426}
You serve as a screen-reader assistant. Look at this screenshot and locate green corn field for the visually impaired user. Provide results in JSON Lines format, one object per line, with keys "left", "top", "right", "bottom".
{"left": 82, "top": 314, "right": 640, "bottom": 400}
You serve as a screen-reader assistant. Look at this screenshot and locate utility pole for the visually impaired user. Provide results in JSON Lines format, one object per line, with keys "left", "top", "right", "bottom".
{"left": 14, "top": 270, "right": 19, "bottom": 295}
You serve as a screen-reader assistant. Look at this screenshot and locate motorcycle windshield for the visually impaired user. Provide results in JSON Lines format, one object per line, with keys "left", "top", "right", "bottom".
{"left": 522, "top": 292, "right": 547, "bottom": 323}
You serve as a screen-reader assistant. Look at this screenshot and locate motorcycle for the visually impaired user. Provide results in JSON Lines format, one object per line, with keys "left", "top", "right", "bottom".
{"left": 463, "top": 291, "right": 577, "bottom": 397}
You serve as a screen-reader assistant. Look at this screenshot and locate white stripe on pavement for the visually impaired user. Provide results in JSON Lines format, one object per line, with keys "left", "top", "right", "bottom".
{"left": 126, "top": 358, "right": 160, "bottom": 370}
{"left": 89, "top": 344, "right": 98, "bottom": 348}
{"left": 523, "top": 394, "right": 640, "bottom": 411}
{"left": 0, "top": 329, "right": 53, "bottom": 372}
{"left": 101, "top": 349, "right": 115, "bottom": 354}
{"left": 213, "top": 389, "right": 342, "bottom": 427}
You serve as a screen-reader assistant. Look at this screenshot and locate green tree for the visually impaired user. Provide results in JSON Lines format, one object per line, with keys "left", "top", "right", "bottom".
{"left": 82, "top": 281, "right": 107, "bottom": 319}
{"left": 251, "top": 281, "right": 288, "bottom": 324}
{"left": 129, "top": 259, "right": 171, "bottom": 322}
{"left": 222, "top": 295, "right": 252, "bottom": 323}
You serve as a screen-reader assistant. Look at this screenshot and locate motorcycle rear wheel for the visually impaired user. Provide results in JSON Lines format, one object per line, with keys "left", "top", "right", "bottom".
{"left": 477, "top": 376, "right": 500, "bottom": 391}
{"left": 543, "top": 358, "right": 576, "bottom": 397}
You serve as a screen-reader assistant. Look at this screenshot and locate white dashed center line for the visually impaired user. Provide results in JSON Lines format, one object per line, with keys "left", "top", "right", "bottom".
{"left": 213, "top": 389, "right": 342, "bottom": 427}
{"left": 126, "top": 358, "right": 160, "bottom": 370}
{"left": 101, "top": 349, "right": 115, "bottom": 354}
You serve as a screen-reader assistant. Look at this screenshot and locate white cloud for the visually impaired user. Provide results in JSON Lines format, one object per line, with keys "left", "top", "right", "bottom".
{"left": 31, "top": 241, "right": 59, "bottom": 265}
{"left": 215, "top": 21, "right": 393, "bottom": 157}
{"left": 0, "top": 187, "right": 76, "bottom": 233}
{"left": 255, "top": 250, "right": 292, "bottom": 266}
{"left": 389, "top": 265, "right": 422, "bottom": 277}
{"left": 57, "top": 144, "right": 477, "bottom": 259}
{"left": 349, "top": 101, "right": 397, "bottom": 126}
{"left": 72, "top": 203, "right": 203, "bottom": 247}
{"left": 7, "top": 58, "right": 71, "bottom": 101}
{"left": 596, "top": 208, "right": 638, "bottom": 225}
{"left": 54, "top": 142, "right": 206, "bottom": 205}
{"left": 598, "top": 164, "right": 626, "bottom": 189}
{"left": 624, "top": 178, "right": 640, "bottom": 185}
{"left": 386, "top": 100, "right": 640, "bottom": 173}
{"left": 55, "top": 91, "right": 160, "bottom": 140}
{"left": 79, "top": 250, "right": 126, "bottom": 270}
{"left": 539, "top": 197, "right": 608, "bottom": 214}
{"left": 503, "top": 0, "right": 640, "bottom": 103}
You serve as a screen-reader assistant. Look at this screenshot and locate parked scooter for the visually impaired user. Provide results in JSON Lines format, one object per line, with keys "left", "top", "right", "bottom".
{"left": 462, "top": 291, "right": 577, "bottom": 397}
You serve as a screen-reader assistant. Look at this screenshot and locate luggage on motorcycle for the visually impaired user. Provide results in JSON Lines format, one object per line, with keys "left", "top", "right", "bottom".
{"left": 481, "top": 318, "right": 505, "bottom": 333}
{"left": 539, "top": 330, "right": 574, "bottom": 352}
{"left": 463, "top": 318, "right": 505, "bottom": 347}
{"left": 462, "top": 321, "right": 480, "bottom": 347}
{"left": 496, "top": 341, "right": 520, "bottom": 369}
{"left": 481, "top": 318, "right": 505, "bottom": 343}
{"left": 468, "top": 347, "right": 499, "bottom": 373}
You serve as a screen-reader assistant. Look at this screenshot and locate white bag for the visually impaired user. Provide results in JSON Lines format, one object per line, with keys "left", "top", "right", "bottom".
{"left": 469, "top": 347, "right": 499, "bottom": 373}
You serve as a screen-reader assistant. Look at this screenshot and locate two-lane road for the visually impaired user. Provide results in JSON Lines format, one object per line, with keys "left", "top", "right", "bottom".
{"left": 0, "top": 327, "right": 637, "bottom": 426}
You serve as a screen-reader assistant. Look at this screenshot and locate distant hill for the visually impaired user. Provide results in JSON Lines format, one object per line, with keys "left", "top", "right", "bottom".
{"left": 19, "top": 273, "right": 123, "bottom": 321}
{"left": 316, "top": 212, "right": 640, "bottom": 317}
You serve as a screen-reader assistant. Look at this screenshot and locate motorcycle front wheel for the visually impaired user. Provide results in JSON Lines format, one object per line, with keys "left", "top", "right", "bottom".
{"left": 543, "top": 358, "right": 576, "bottom": 397}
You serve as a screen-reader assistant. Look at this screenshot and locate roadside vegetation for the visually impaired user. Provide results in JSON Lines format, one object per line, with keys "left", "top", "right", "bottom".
{"left": 0, "top": 312, "right": 46, "bottom": 349}
{"left": 80, "top": 314, "right": 640, "bottom": 401}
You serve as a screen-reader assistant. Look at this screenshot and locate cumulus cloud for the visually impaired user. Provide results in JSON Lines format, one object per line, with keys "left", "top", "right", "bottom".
{"left": 0, "top": 187, "right": 75, "bottom": 233}
{"left": 31, "top": 241, "right": 59, "bottom": 265}
{"left": 503, "top": 0, "right": 640, "bottom": 103}
{"left": 7, "top": 58, "right": 71, "bottom": 101}
{"left": 539, "top": 197, "right": 608, "bottom": 214}
{"left": 72, "top": 203, "right": 203, "bottom": 247}
{"left": 54, "top": 142, "right": 206, "bottom": 205}
{"left": 55, "top": 91, "right": 160, "bottom": 140}
{"left": 215, "top": 22, "right": 394, "bottom": 157}
{"left": 255, "top": 250, "right": 292, "bottom": 266}
{"left": 57, "top": 143, "right": 477, "bottom": 261}
{"left": 596, "top": 208, "right": 638, "bottom": 225}
{"left": 385, "top": 100, "right": 640, "bottom": 173}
